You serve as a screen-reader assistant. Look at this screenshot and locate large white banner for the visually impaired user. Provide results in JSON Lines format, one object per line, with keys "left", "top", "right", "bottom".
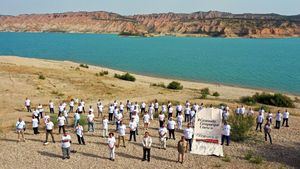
{"left": 191, "top": 108, "right": 223, "bottom": 156}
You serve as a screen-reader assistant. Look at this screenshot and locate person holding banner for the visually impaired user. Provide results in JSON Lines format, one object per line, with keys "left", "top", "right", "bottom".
{"left": 183, "top": 123, "right": 193, "bottom": 152}
{"left": 177, "top": 136, "right": 188, "bottom": 164}
{"left": 221, "top": 122, "right": 231, "bottom": 146}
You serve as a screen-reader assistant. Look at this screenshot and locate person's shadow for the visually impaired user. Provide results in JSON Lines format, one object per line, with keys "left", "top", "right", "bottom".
{"left": 38, "top": 151, "right": 61, "bottom": 158}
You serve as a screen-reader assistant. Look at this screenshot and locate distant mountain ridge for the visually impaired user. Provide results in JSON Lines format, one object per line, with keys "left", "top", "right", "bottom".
{"left": 0, "top": 10, "right": 299, "bottom": 38}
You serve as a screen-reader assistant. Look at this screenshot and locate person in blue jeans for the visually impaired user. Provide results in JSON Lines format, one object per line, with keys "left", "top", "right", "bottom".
{"left": 221, "top": 122, "right": 231, "bottom": 146}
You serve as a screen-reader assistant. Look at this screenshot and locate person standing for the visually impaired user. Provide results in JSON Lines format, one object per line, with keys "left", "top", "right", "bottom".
{"left": 74, "top": 111, "right": 81, "bottom": 128}
{"left": 37, "top": 104, "right": 44, "bottom": 119}
{"left": 69, "top": 99, "right": 74, "bottom": 113}
{"left": 61, "top": 132, "right": 72, "bottom": 159}
{"left": 58, "top": 103, "right": 65, "bottom": 116}
{"left": 183, "top": 123, "right": 193, "bottom": 152}
{"left": 282, "top": 109, "right": 289, "bottom": 127}
{"left": 16, "top": 117, "right": 26, "bottom": 142}
{"left": 158, "top": 124, "right": 167, "bottom": 149}
{"left": 141, "top": 102, "right": 146, "bottom": 114}
{"left": 132, "top": 112, "right": 140, "bottom": 135}
{"left": 25, "top": 97, "right": 31, "bottom": 112}
{"left": 49, "top": 100, "right": 54, "bottom": 114}
{"left": 148, "top": 104, "right": 154, "bottom": 120}
{"left": 177, "top": 112, "right": 184, "bottom": 130}
{"left": 154, "top": 100, "right": 159, "bottom": 114}
{"left": 107, "top": 132, "right": 116, "bottom": 161}
{"left": 143, "top": 111, "right": 150, "bottom": 130}
{"left": 80, "top": 99, "right": 85, "bottom": 113}
{"left": 267, "top": 111, "right": 273, "bottom": 124}
{"left": 57, "top": 113, "right": 66, "bottom": 134}
{"left": 117, "top": 121, "right": 126, "bottom": 147}
{"left": 44, "top": 119, "right": 55, "bottom": 144}
{"left": 142, "top": 132, "right": 152, "bottom": 162}
{"left": 108, "top": 104, "right": 114, "bottom": 122}
{"left": 97, "top": 99, "right": 103, "bottom": 117}
{"left": 32, "top": 116, "right": 39, "bottom": 135}
{"left": 177, "top": 136, "right": 188, "bottom": 164}
{"left": 167, "top": 117, "right": 176, "bottom": 140}
{"left": 129, "top": 118, "right": 137, "bottom": 142}
{"left": 221, "top": 122, "right": 231, "bottom": 146}
{"left": 102, "top": 116, "right": 109, "bottom": 138}
{"left": 115, "top": 111, "right": 123, "bottom": 131}
{"left": 119, "top": 102, "right": 124, "bottom": 115}
{"left": 158, "top": 111, "right": 165, "bottom": 128}
{"left": 75, "top": 123, "right": 85, "bottom": 145}
{"left": 264, "top": 121, "right": 272, "bottom": 144}
{"left": 87, "top": 110, "right": 95, "bottom": 133}
{"left": 256, "top": 112, "right": 264, "bottom": 132}
{"left": 185, "top": 106, "right": 191, "bottom": 123}
{"left": 168, "top": 105, "right": 173, "bottom": 119}
{"left": 275, "top": 110, "right": 282, "bottom": 129}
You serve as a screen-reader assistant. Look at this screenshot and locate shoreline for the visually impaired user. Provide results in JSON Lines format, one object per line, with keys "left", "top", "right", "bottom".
{"left": 1, "top": 55, "right": 299, "bottom": 99}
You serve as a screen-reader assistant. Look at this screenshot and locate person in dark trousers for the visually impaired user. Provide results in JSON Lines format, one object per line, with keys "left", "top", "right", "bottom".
{"left": 167, "top": 117, "right": 176, "bottom": 140}
{"left": 129, "top": 118, "right": 137, "bottom": 142}
{"left": 184, "top": 123, "right": 194, "bottom": 152}
{"left": 256, "top": 112, "right": 264, "bottom": 132}
{"left": 221, "top": 122, "right": 231, "bottom": 146}
{"left": 75, "top": 123, "right": 85, "bottom": 145}
{"left": 275, "top": 110, "right": 282, "bottom": 129}
{"left": 142, "top": 132, "right": 152, "bottom": 162}
{"left": 25, "top": 97, "right": 31, "bottom": 112}
{"left": 282, "top": 109, "right": 289, "bottom": 127}
{"left": 264, "top": 121, "right": 272, "bottom": 144}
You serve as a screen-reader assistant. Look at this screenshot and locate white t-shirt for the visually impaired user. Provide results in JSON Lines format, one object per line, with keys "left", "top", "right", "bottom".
{"left": 119, "top": 104, "right": 124, "bottom": 111}
{"left": 98, "top": 104, "right": 103, "bottom": 112}
{"left": 177, "top": 115, "right": 183, "bottom": 122}
{"left": 154, "top": 103, "right": 159, "bottom": 109}
{"left": 167, "top": 120, "right": 176, "bottom": 129}
{"left": 276, "top": 113, "right": 282, "bottom": 121}
{"left": 58, "top": 116, "right": 66, "bottom": 126}
{"left": 49, "top": 102, "right": 54, "bottom": 108}
{"left": 158, "top": 114, "right": 165, "bottom": 121}
{"left": 283, "top": 111, "right": 289, "bottom": 119}
{"left": 77, "top": 105, "right": 83, "bottom": 112}
{"left": 107, "top": 137, "right": 116, "bottom": 148}
{"left": 103, "top": 119, "right": 109, "bottom": 129}
{"left": 168, "top": 107, "right": 173, "bottom": 113}
{"left": 190, "top": 110, "right": 196, "bottom": 118}
{"left": 87, "top": 113, "right": 95, "bottom": 122}
{"left": 33, "top": 110, "right": 39, "bottom": 117}
{"left": 109, "top": 106, "right": 114, "bottom": 114}
{"left": 76, "top": 126, "right": 84, "bottom": 137}
{"left": 184, "top": 128, "right": 194, "bottom": 139}
{"left": 185, "top": 107, "right": 191, "bottom": 115}
{"left": 162, "top": 105, "right": 167, "bottom": 113}
{"left": 129, "top": 121, "right": 137, "bottom": 131}
{"left": 89, "top": 108, "right": 94, "bottom": 113}
{"left": 46, "top": 121, "right": 54, "bottom": 130}
{"left": 63, "top": 110, "right": 68, "bottom": 117}
{"left": 69, "top": 101, "right": 74, "bottom": 107}
{"left": 141, "top": 102, "right": 146, "bottom": 108}
{"left": 177, "top": 105, "right": 183, "bottom": 111}
{"left": 32, "top": 118, "right": 39, "bottom": 128}
{"left": 257, "top": 115, "right": 264, "bottom": 123}
{"left": 74, "top": 113, "right": 80, "bottom": 120}
{"left": 16, "top": 121, "right": 26, "bottom": 129}
{"left": 59, "top": 105, "right": 64, "bottom": 112}
{"left": 159, "top": 127, "right": 168, "bottom": 138}
{"left": 81, "top": 101, "right": 85, "bottom": 107}
{"left": 44, "top": 115, "right": 50, "bottom": 124}
{"left": 25, "top": 99, "right": 30, "bottom": 106}
{"left": 61, "top": 134, "right": 71, "bottom": 148}
{"left": 118, "top": 124, "right": 126, "bottom": 136}
{"left": 222, "top": 124, "right": 231, "bottom": 136}
{"left": 143, "top": 114, "right": 150, "bottom": 123}
{"left": 115, "top": 113, "right": 123, "bottom": 122}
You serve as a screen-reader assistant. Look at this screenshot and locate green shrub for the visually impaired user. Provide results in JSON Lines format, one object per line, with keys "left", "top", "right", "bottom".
{"left": 244, "top": 151, "right": 253, "bottom": 160}
{"left": 50, "top": 114, "right": 58, "bottom": 126}
{"left": 212, "top": 92, "right": 220, "bottom": 97}
{"left": 222, "top": 155, "right": 231, "bottom": 162}
{"left": 114, "top": 73, "right": 136, "bottom": 82}
{"left": 96, "top": 70, "right": 109, "bottom": 76}
{"left": 79, "top": 115, "right": 88, "bottom": 126}
{"left": 150, "top": 82, "right": 166, "bottom": 88}
{"left": 240, "top": 96, "right": 257, "bottom": 106}
{"left": 79, "top": 64, "right": 89, "bottom": 68}
{"left": 228, "top": 114, "right": 255, "bottom": 142}
{"left": 200, "top": 94, "right": 208, "bottom": 99}
{"left": 38, "top": 74, "right": 46, "bottom": 80}
{"left": 167, "top": 81, "right": 183, "bottom": 90}
{"left": 253, "top": 92, "right": 294, "bottom": 108}
{"left": 249, "top": 155, "right": 263, "bottom": 164}
{"left": 200, "top": 88, "right": 210, "bottom": 95}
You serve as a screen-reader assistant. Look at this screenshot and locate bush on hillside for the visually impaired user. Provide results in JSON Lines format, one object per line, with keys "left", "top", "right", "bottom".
{"left": 200, "top": 88, "right": 210, "bottom": 95}
{"left": 150, "top": 82, "right": 166, "bottom": 88}
{"left": 212, "top": 92, "right": 220, "bottom": 97}
{"left": 79, "top": 64, "right": 89, "bottom": 68}
{"left": 38, "top": 74, "right": 46, "bottom": 80}
{"left": 96, "top": 70, "right": 109, "bottom": 76}
{"left": 167, "top": 81, "right": 183, "bottom": 90}
{"left": 240, "top": 96, "right": 257, "bottom": 106}
{"left": 227, "top": 114, "right": 255, "bottom": 142}
{"left": 114, "top": 73, "right": 136, "bottom": 82}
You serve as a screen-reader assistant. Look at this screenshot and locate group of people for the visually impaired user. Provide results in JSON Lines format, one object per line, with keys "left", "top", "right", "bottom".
{"left": 17, "top": 98, "right": 291, "bottom": 162}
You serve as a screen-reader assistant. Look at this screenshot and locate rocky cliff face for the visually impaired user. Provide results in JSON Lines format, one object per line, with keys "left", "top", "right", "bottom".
{"left": 0, "top": 11, "right": 299, "bottom": 38}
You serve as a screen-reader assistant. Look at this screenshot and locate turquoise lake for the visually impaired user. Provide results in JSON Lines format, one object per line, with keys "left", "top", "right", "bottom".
{"left": 0, "top": 32, "right": 299, "bottom": 94}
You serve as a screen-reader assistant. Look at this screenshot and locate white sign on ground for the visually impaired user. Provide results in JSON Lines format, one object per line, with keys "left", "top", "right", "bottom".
{"left": 191, "top": 108, "right": 224, "bottom": 156}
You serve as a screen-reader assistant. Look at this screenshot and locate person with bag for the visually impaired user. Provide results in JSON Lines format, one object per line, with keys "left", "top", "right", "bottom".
{"left": 16, "top": 117, "right": 26, "bottom": 142}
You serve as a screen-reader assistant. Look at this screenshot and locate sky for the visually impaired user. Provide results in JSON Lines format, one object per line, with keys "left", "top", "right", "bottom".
{"left": 1, "top": 0, "right": 299, "bottom": 16}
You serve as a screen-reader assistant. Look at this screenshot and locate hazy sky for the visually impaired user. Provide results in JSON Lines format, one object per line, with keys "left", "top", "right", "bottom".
{"left": 1, "top": 0, "right": 299, "bottom": 16}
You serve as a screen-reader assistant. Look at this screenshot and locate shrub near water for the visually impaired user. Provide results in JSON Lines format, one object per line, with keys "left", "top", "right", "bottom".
{"left": 167, "top": 81, "right": 183, "bottom": 90}
{"left": 114, "top": 73, "right": 136, "bottom": 82}
{"left": 228, "top": 114, "right": 255, "bottom": 142}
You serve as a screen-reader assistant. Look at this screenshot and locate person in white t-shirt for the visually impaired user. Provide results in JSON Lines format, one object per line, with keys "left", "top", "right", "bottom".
{"left": 176, "top": 104, "right": 183, "bottom": 117}
{"left": 102, "top": 116, "right": 109, "bottom": 138}
{"left": 80, "top": 99, "right": 85, "bottom": 113}
{"left": 74, "top": 111, "right": 80, "bottom": 128}
{"left": 57, "top": 114, "right": 66, "bottom": 134}
{"left": 32, "top": 109, "right": 40, "bottom": 124}
{"left": 143, "top": 111, "right": 150, "bottom": 130}
{"left": 63, "top": 109, "right": 69, "bottom": 124}
{"left": 115, "top": 111, "right": 123, "bottom": 131}
{"left": 129, "top": 118, "right": 137, "bottom": 142}
{"left": 162, "top": 103, "right": 167, "bottom": 113}
{"left": 119, "top": 102, "right": 124, "bottom": 114}
{"left": 158, "top": 111, "right": 165, "bottom": 127}
{"left": 25, "top": 97, "right": 31, "bottom": 112}
{"left": 37, "top": 104, "right": 44, "bottom": 119}
{"left": 58, "top": 103, "right": 65, "bottom": 116}
{"left": 167, "top": 117, "right": 176, "bottom": 140}
{"left": 256, "top": 112, "right": 264, "bottom": 132}
{"left": 97, "top": 99, "right": 103, "bottom": 117}
{"left": 32, "top": 116, "right": 39, "bottom": 135}
{"left": 117, "top": 121, "right": 126, "bottom": 147}
{"left": 158, "top": 124, "right": 168, "bottom": 149}
{"left": 275, "top": 110, "right": 282, "bottom": 129}
{"left": 148, "top": 104, "right": 154, "bottom": 120}
{"left": 183, "top": 123, "right": 194, "bottom": 151}
{"left": 141, "top": 102, "right": 146, "bottom": 114}
{"left": 113, "top": 100, "right": 118, "bottom": 108}
{"left": 75, "top": 123, "right": 85, "bottom": 145}
{"left": 185, "top": 106, "right": 191, "bottom": 123}
{"left": 154, "top": 100, "right": 159, "bottom": 113}
{"left": 259, "top": 107, "right": 265, "bottom": 118}
{"left": 69, "top": 99, "right": 75, "bottom": 113}
{"left": 107, "top": 132, "right": 116, "bottom": 161}
{"left": 44, "top": 119, "right": 55, "bottom": 144}
{"left": 247, "top": 108, "right": 254, "bottom": 116}
{"left": 267, "top": 111, "right": 273, "bottom": 124}
{"left": 16, "top": 117, "right": 26, "bottom": 142}
{"left": 61, "top": 132, "right": 71, "bottom": 159}
{"left": 282, "top": 109, "right": 289, "bottom": 127}
{"left": 87, "top": 110, "right": 95, "bottom": 133}
{"left": 177, "top": 112, "right": 184, "bottom": 130}
{"left": 168, "top": 106, "right": 174, "bottom": 119}
{"left": 49, "top": 100, "right": 54, "bottom": 114}
{"left": 221, "top": 122, "right": 231, "bottom": 146}
{"left": 126, "top": 100, "right": 131, "bottom": 113}
{"left": 108, "top": 104, "right": 114, "bottom": 122}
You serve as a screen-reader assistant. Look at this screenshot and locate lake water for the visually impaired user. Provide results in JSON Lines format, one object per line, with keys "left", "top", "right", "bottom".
{"left": 0, "top": 32, "right": 299, "bottom": 94}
